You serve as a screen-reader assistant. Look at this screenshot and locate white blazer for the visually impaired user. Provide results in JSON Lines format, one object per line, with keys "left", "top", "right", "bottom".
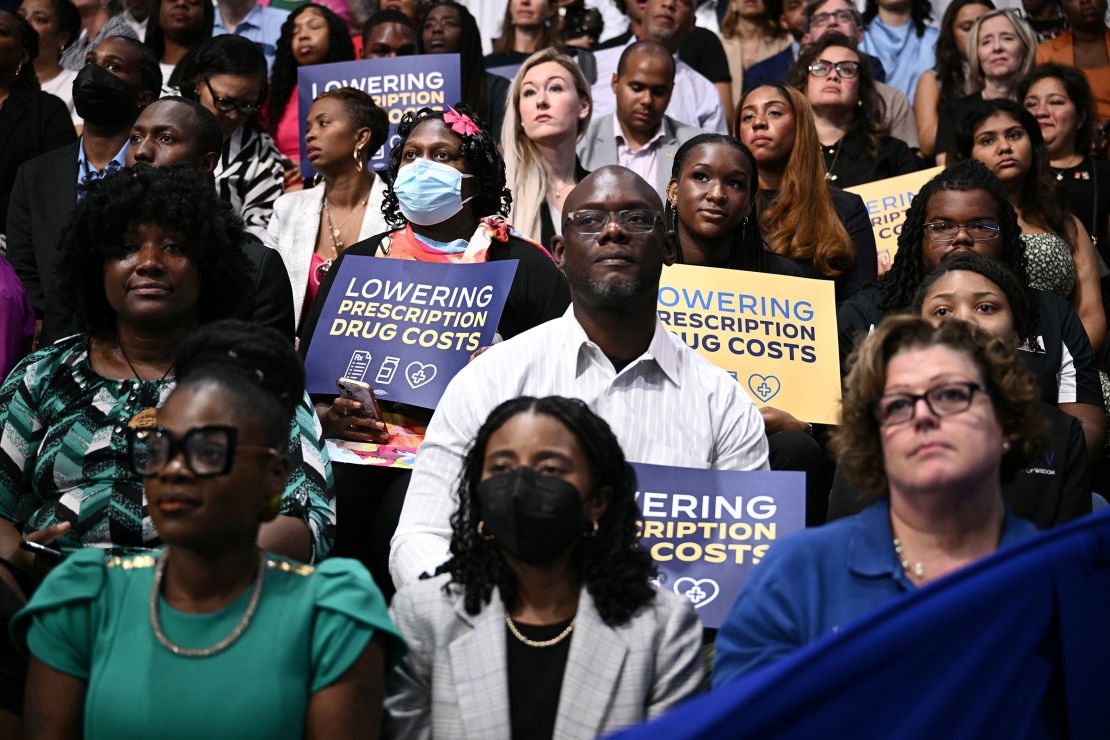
{"left": 264, "top": 176, "right": 389, "bottom": 325}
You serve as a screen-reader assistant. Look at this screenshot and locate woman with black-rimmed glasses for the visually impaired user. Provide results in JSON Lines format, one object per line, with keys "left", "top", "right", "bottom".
{"left": 715, "top": 314, "right": 1045, "bottom": 684}
{"left": 787, "top": 33, "right": 919, "bottom": 188}
{"left": 173, "top": 34, "right": 285, "bottom": 240}
{"left": 12, "top": 320, "right": 405, "bottom": 740}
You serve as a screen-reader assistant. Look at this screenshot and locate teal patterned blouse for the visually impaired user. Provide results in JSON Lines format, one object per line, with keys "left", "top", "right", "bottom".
{"left": 0, "top": 335, "right": 336, "bottom": 562}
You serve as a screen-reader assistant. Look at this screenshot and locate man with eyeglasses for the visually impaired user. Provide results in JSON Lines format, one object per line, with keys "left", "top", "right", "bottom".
{"left": 388, "top": 165, "right": 770, "bottom": 588}
{"left": 7, "top": 36, "right": 162, "bottom": 346}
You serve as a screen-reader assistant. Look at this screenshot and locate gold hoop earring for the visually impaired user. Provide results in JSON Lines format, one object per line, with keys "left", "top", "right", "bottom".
{"left": 477, "top": 521, "right": 495, "bottom": 541}
{"left": 354, "top": 144, "right": 364, "bottom": 173}
{"left": 585, "top": 520, "right": 599, "bottom": 538}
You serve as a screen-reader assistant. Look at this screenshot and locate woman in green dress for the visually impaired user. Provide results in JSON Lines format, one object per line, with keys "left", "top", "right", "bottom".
{"left": 13, "top": 320, "right": 404, "bottom": 739}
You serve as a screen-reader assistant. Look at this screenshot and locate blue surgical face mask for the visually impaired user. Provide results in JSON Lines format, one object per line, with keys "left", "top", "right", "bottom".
{"left": 392, "top": 158, "right": 475, "bottom": 226}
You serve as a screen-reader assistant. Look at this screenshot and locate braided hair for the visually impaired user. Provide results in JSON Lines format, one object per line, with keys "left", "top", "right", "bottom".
{"left": 420, "top": 2, "right": 489, "bottom": 117}
{"left": 667, "top": 133, "right": 770, "bottom": 272}
{"left": 266, "top": 3, "right": 356, "bottom": 136}
{"left": 382, "top": 105, "right": 511, "bottom": 229}
{"left": 439, "top": 396, "right": 657, "bottom": 627}
{"left": 174, "top": 320, "right": 304, "bottom": 448}
{"left": 880, "top": 159, "right": 1027, "bottom": 313}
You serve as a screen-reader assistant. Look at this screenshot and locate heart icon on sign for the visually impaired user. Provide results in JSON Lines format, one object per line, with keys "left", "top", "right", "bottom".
{"left": 672, "top": 577, "right": 720, "bottom": 609}
{"left": 748, "top": 374, "right": 781, "bottom": 403}
{"left": 405, "top": 361, "right": 438, "bottom": 389}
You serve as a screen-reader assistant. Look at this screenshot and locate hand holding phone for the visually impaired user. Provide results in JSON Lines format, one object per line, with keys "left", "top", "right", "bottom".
{"left": 336, "top": 378, "right": 384, "bottom": 422}
{"left": 20, "top": 539, "right": 64, "bottom": 561}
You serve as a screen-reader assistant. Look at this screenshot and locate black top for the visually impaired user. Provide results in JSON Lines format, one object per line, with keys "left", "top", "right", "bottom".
{"left": 506, "top": 618, "right": 574, "bottom": 740}
{"left": 826, "top": 401, "right": 1092, "bottom": 528}
{"left": 1055, "top": 157, "right": 1110, "bottom": 261}
{"left": 821, "top": 131, "right": 920, "bottom": 188}
{"left": 935, "top": 91, "right": 983, "bottom": 160}
{"left": 758, "top": 187, "right": 878, "bottom": 303}
{"left": 297, "top": 227, "right": 572, "bottom": 356}
{"left": 0, "top": 88, "right": 76, "bottom": 235}
{"left": 1028, "top": 16, "right": 1069, "bottom": 43}
{"left": 595, "top": 27, "right": 732, "bottom": 84}
{"left": 484, "top": 47, "right": 597, "bottom": 84}
{"left": 837, "top": 284, "right": 1104, "bottom": 409}
{"left": 484, "top": 72, "right": 511, "bottom": 144}
{"left": 539, "top": 159, "right": 591, "bottom": 252}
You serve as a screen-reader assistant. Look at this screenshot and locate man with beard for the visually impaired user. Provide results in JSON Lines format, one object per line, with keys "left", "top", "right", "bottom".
{"left": 388, "top": 165, "right": 769, "bottom": 588}
{"left": 6, "top": 35, "right": 161, "bottom": 345}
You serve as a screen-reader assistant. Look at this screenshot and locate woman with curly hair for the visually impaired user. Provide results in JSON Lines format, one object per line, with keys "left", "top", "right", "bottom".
{"left": 0, "top": 166, "right": 337, "bottom": 600}
{"left": 949, "top": 98, "right": 1105, "bottom": 357}
{"left": 265, "top": 2, "right": 355, "bottom": 184}
{"left": 299, "top": 106, "right": 569, "bottom": 444}
{"left": 736, "top": 82, "right": 877, "bottom": 301}
{"left": 787, "top": 33, "right": 918, "bottom": 187}
{"left": 912, "top": 0, "right": 993, "bottom": 158}
{"left": 386, "top": 395, "right": 704, "bottom": 737}
{"left": 715, "top": 315, "right": 1045, "bottom": 684}
{"left": 839, "top": 160, "right": 1106, "bottom": 461}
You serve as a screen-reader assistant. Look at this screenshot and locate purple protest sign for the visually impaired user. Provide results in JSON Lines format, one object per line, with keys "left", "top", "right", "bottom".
{"left": 632, "top": 463, "right": 806, "bottom": 629}
{"left": 304, "top": 255, "right": 517, "bottom": 409}
{"left": 296, "top": 54, "right": 461, "bottom": 179}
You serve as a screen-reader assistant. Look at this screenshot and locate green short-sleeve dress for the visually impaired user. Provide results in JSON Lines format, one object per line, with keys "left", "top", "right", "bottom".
{"left": 11, "top": 549, "right": 405, "bottom": 739}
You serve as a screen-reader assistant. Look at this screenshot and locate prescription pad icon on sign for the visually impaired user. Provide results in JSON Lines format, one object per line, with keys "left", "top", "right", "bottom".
{"left": 343, "top": 351, "right": 372, "bottom": 382}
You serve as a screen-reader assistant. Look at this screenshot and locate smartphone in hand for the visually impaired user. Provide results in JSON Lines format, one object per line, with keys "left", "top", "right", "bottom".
{"left": 336, "top": 378, "right": 384, "bottom": 423}
{"left": 19, "top": 539, "right": 65, "bottom": 561}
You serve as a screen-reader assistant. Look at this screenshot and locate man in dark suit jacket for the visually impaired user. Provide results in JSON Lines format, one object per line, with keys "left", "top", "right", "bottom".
{"left": 125, "top": 98, "right": 295, "bottom": 340}
{"left": 6, "top": 36, "right": 161, "bottom": 345}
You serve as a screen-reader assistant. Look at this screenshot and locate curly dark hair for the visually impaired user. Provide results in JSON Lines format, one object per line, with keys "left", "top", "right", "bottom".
{"left": 382, "top": 105, "right": 511, "bottom": 228}
{"left": 421, "top": 1, "right": 489, "bottom": 115}
{"left": 832, "top": 315, "right": 1046, "bottom": 498}
{"left": 949, "top": 98, "right": 1075, "bottom": 245}
{"left": 4, "top": 11, "right": 40, "bottom": 91}
{"left": 667, "top": 133, "right": 772, "bottom": 272}
{"left": 266, "top": 3, "right": 356, "bottom": 136}
{"left": 174, "top": 320, "right": 305, "bottom": 448}
{"left": 912, "top": 252, "right": 1038, "bottom": 345}
{"left": 1018, "top": 64, "right": 1098, "bottom": 157}
{"left": 56, "top": 165, "right": 255, "bottom": 339}
{"left": 862, "top": 0, "right": 933, "bottom": 36}
{"left": 437, "top": 396, "right": 657, "bottom": 627}
{"left": 879, "top": 159, "right": 1027, "bottom": 313}
{"left": 144, "top": 0, "right": 215, "bottom": 63}
{"left": 933, "top": 0, "right": 995, "bottom": 106}
{"left": 786, "top": 33, "right": 889, "bottom": 156}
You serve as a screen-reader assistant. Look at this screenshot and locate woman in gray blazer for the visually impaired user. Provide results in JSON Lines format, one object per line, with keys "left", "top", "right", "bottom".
{"left": 386, "top": 396, "right": 705, "bottom": 739}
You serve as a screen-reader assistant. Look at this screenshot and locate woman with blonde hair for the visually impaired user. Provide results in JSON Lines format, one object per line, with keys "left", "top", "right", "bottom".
{"left": 502, "top": 47, "right": 592, "bottom": 249}
{"left": 935, "top": 8, "right": 1037, "bottom": 162}
{"left": 736, "top": 82, "right": 877, "bottom": 301}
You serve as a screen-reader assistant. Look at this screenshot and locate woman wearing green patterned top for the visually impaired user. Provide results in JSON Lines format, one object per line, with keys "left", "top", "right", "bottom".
{"left": 13, "top": 320, "right": 403, "bottom": 739}
{"left": 0, "top": 166, "right": 335, "bottom": 596}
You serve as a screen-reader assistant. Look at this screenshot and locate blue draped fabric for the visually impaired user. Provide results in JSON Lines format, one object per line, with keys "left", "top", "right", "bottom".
{"left": 861, "top": 20, "right": 939, "bottom": 104}
{"left": 609, "top": 509, "right": 1110, "bottom": 739}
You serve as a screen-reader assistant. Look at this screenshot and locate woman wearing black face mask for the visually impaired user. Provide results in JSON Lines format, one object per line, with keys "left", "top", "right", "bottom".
{"left": 385, "top": 396, "right": 705, "bottom": 739}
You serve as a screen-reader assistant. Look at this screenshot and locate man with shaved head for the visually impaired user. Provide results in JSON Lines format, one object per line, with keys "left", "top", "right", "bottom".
{"left": 389, "top": 166, "right": 769, "bottom": 588}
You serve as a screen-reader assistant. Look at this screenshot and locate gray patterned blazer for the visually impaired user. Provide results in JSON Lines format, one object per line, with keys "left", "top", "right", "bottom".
{"left": 385, "top": 574, "right": 705, "bottom": 739}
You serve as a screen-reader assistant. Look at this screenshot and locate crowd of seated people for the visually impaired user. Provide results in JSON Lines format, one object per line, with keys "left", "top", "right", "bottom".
{"left": 1, "top": 0, "right": 1109, "bottom": 735}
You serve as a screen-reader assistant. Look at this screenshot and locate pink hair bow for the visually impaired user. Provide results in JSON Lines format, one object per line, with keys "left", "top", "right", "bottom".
{"left": 444, "top": 107, "right": 481, "bottom": 137}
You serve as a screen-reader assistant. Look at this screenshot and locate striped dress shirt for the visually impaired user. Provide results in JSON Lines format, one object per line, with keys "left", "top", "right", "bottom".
{"left": 389, "top": 307, "right": 770, "bottom": 587}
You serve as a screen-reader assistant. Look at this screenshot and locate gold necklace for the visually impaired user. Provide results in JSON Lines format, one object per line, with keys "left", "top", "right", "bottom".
{"left": 505, "top": 614, "right": 576, "bottom": 648}
{"left": 823, "top": 139, "right": 844, "bottom": 182}
{"left": 322, "top": 194, "right": 369, "bottom": 255}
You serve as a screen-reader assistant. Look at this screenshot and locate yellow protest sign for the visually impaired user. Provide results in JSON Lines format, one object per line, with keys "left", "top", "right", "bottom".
{"left": 846, "top": 167, "right": 942, "bottom": 265}
{"left": 657, "top": 264, "right": 841, "bottom": 424}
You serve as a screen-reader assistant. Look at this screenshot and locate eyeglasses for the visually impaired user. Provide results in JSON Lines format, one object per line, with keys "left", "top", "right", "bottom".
{"left": 811, "top": 9, "right": 858, "bottom": 26}
{"left": 564, "top": 209, "right": 661, "bottom": 234}
{"left": 808, "top": 59, "right": 861, "bottom": 79}
{"left": 128, "top": 425, "right": 279, "bottom": 478}
{"left": 870, "top": 382, "right": 989, "bottom": 427}
{"left": 201, "top": 77, "right": 259, "bottom": 116}
{"left": 923, "top": 220, "right": 1001, "bottom": 243}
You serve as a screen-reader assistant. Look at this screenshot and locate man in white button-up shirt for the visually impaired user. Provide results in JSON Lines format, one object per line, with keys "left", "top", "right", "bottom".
{"left": 389, "top": 166, "right": 769, "bottom": 588}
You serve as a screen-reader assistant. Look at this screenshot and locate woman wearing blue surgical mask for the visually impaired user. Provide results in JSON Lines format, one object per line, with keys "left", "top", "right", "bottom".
{"left": 298, "top": 105, "right": 570, "bottom": 445}
{"left": 385, "top": 396, "right": 704, "bottom": 738}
